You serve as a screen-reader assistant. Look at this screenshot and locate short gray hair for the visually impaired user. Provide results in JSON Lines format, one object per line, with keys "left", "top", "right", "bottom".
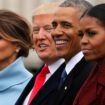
{"left": 60, "top": 0, "right": 93, "bottom": 17}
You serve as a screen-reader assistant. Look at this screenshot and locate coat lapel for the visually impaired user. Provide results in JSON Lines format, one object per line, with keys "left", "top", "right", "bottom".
{"left": 55, "top": 57, "right": 95, "bottom": 105}
{"left": 15, "top": 69, "right": 40, "bottom": 105}
{"left": 73, "top": 63, "right": 105, "bottom": 105}
{"left": 30, "top": 63, "right": 65, "bottom": 105}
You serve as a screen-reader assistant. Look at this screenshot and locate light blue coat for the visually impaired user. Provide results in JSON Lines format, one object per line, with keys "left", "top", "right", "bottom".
{"left": 0, "top": 57, "right": 33, "bottom": 105}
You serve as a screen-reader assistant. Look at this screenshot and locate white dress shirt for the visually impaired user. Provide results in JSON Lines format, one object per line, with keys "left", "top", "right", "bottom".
{"left": 23, "top": 58, "right": 65, "bottom": 105}
{"left": 65, "top": 51, "right": 84, "bottom": 75}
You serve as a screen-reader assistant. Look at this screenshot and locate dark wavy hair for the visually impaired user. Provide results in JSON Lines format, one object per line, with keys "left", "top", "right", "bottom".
{"left": 0, "top": 9, "right": 33, "bottom": 57}
{"left": 81, "top": 4, "right": 105, "bottom": 27}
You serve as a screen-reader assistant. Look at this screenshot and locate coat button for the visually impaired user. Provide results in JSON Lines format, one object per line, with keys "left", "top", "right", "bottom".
{"left": 64, "top": 86, "right": 67, "bottom": 90}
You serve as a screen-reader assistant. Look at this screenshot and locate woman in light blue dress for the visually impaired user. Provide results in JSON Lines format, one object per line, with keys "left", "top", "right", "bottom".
{"left": 0, "top": 9, "right": 33, "bottom": 105}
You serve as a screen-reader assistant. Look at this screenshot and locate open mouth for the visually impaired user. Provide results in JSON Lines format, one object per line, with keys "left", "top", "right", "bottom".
{"left": 39, "top": 43, "right": 48, "bottom": 48}
{"left": 55, "top": 40, "right": 68, "bottom": 45}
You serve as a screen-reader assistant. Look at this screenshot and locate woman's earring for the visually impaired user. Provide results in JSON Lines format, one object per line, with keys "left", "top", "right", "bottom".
{"left": 16, "top": 48, "right": 20, "bottom": 53}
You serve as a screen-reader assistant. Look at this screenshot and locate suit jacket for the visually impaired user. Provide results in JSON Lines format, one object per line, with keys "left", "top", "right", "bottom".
{"left": 15, "top": 62, "right": 65, "bottom": 105}
{"left": 54, "top": 57, "right": 96, "bottom": 105}
{"left": 0, "top": 57, "right": 32, "bottom": 105}
{"left": 73, "top": 63, "right": 105, "bottom": 105}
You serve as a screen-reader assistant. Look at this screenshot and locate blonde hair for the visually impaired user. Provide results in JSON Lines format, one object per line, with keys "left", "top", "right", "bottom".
{"left": 32, "top": 2, "right": 60, "bottom": 17}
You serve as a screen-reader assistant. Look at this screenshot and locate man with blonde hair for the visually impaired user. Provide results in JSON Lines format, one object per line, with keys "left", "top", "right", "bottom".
{"left": 16, "top": 2, "right": 65, "bottom": 105}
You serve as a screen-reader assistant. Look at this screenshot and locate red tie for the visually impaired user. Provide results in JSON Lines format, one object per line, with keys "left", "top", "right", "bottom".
{"left": 28, "top": 64, "right": 49, "bottom": 105}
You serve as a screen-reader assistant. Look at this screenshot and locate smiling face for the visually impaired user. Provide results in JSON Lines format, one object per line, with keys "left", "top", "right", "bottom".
{"left": 80, "top": 16, "right": 105, "bottom": 62}
{"left": 52, "top": 7, "right": 81, "bottom": 62}
{"left": 32, "top": 14, "right": 58, "bottom": 64}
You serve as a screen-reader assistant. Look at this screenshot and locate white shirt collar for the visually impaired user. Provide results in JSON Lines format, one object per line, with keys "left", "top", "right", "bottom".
{"left": 65, "top": 51, "right": 84, "bottom": 75}
{"left": 48, "top": 58, "right": 65, "bottom": 75}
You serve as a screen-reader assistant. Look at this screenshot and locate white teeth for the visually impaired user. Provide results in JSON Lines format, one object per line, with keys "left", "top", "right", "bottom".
{"left": 39, "top": 44, "right": 47, "bottom": 48}
{"left": 55, "top": 40, "right": 67, "bottom": 44}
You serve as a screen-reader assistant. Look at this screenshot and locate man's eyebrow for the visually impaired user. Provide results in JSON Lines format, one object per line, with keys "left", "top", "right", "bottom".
{"left": 61, "top": 21, "right": 73, "bottom": 26}
{"left": 44, "top": 24, "right": 52, "bottom": 27}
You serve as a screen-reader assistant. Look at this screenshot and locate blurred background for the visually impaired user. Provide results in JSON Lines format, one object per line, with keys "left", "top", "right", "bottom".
{"left": 0, "top": 0, "right": 105, "bottom": 73}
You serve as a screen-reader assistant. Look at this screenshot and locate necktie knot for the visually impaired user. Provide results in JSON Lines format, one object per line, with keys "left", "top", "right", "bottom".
{"left": 59, "top": 69, "right": 67, "bottom": 88}
{"left": 61, "top": 70, "right": 67, "bottom": 82}
{"left": 40, "top": 64, "right": 49, "bottom": 76}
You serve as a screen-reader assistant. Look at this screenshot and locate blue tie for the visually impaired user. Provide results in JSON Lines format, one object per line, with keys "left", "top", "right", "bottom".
{"left": 59, "top": 70, "right": 67, "bottom": 88}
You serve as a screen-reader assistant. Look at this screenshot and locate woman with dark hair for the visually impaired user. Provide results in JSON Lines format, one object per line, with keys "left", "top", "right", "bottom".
{"left": 73, "top": 4, "right": 105, "bottom": 105}
{"left": 0, "top": 9, "right": 33, "bottom": 105}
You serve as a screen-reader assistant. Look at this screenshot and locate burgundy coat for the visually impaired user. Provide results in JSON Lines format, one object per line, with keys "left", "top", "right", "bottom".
{"left": 73, "top": 63, "right": 105, "bottom": 105}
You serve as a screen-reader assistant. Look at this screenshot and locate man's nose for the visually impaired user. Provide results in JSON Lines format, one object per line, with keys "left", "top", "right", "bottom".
{"left": 38, "top": 28, "right": 47, "bottom": 38}
{"left": 52, "top": 25, "right": 63, "bottom": 37}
